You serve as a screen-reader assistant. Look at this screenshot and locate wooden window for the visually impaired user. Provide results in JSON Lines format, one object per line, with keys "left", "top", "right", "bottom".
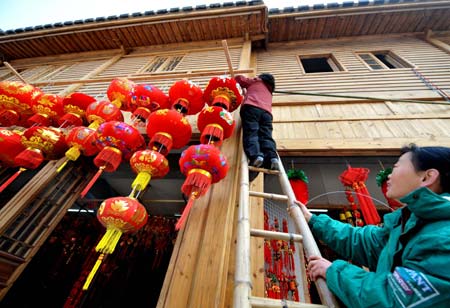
{"left": 357, "top": 51, "right": 412, "bottom": 70}
{"left": 145, "top": 55, "right": 184, "bottom": 73}
{"left": 298, "top": 54, "right": 344, "bottom": 74}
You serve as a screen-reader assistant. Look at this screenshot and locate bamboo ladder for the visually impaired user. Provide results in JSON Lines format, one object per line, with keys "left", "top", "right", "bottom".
{"left": 233, "top": 152, "right": 340, "bottom": 308}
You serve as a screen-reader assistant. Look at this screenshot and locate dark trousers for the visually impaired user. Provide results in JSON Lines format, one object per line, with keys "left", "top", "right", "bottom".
{"left": 240, "top": 105, "right": 277, "bottom": 163}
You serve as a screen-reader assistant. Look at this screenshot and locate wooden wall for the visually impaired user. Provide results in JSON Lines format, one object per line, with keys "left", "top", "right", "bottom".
{"left": 256, "top": 34, "right": 450, "bottom": 154}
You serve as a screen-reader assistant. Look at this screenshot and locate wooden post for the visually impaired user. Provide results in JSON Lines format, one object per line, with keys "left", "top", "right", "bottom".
{"left": 222, "top": 40, "right": 235, "bottom": 78}
{"left": 3, "top": 62, "right": 28, "bottom": 83}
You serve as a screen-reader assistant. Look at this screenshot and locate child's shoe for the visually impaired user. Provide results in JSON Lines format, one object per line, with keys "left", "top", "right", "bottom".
{"left": 270, "top": 158, "right": 279, "bottom": 170}
{"left": 251, "top": 156, "right": 264, "bottom": 168}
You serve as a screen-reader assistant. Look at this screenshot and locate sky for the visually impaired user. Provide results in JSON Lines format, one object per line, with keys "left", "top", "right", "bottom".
{"left": 0, "top": 0, "right": 335, "bottom": 31}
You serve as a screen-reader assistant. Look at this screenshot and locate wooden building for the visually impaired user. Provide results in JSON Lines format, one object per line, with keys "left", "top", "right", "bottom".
{"left": 0, "top": 0, "right": 449, "bottom": 307}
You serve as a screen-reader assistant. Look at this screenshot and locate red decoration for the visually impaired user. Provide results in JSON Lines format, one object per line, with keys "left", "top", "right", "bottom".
{"left": 176, "top": 144, "right": 228, "bottom": 230}
{"left": 0, "top": 81, "right": 41, "bottom": 126}
{"left": 197, "top": 106, "right": 235, "bottom": 146}
{"left": 290, "top": 180, "right": 308, "bottom": 205}
{"left": 27, "top": 93, "right": 64, "bottom": 127}
{"left": 128, "top": 83, "right": 170, "bottom": 124}
{"left": 106, "top": 77, "right": 136, "bottom": 110}
{"left": 203, "top": 76, "right": 243, "bottom": 112}
{"left": 85, "top": 100, "right": 124, "bottom": 129}
{"left": 376, "top": 168, "right": 403, "bottom": 210}
{"left": 129, "top": 149, "right": 169, "bottom": 195}
{"left": 0, "top": 129, "right": 25, "bottom": 167}
{"left": 339, "top": 166, "right": 381, "bottom": 225}
{"left": 58, "top": 92, "right": 96, "bottom": 127}
{"left": 169, "top": 80, "right": 204, "bottom": 115}
{"left": 146, "top": 109, "right": 192, "bottom": 156}
{"left": 80, "top": 121, "right": 145, "bottom": 197}
{"left": 82, "top": 196, "right": 148, "bottom": 290}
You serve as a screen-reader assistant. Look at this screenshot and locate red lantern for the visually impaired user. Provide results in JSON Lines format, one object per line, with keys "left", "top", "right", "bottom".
{"left": 82, "top": 196, "right": 148, "bottom": 290}
{"left": 203, "top": 76, "right": 243, "bottom": 112}
{"left": 128, "top": 83, "right": 170, "bottom": 124}
{"left": 57, "top": 126, "right": 99, "bottom": 173}
{"left": 58, "top": 92, "right": 96, "bottom": 127}
{"left": 146, "top": 109, "right": 192, "bottom": 156}
{"left": 339, "top": 166, "right": 381, "bottom": 225}
{"left": 107, "top": 77, "right": 136, "bottom": 110}
{"left": 0, "top": 126, "right": 67, "bottom": 192}
{"left": 169, "top": 80, "right": 204, "bottom": 115}
{"left": 176, "top": 144, "right": 228, "bottom": 229}
{"left": 0, "top": 129, "right": 25, "bottom": 167}
{"left": 129, "top": 149, "right": 169, "bottom": 194}
{"left": 80, "top": 121, "right": 145, "bottom": 197}
{"left": 197, "top": 106, "right": 235, "bottom": 146}
{"left": 85, "top": 100, "right": 124, "bottom": 129}
{"left": 27, "top": 93, "right": 64, "bottom": 127}
{"left": 0, "top": 81, "right": 41, "bottom": 126}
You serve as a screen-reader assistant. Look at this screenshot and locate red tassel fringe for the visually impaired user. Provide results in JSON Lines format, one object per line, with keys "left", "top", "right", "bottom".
{"left": 81, "top": 167, "right": 105, "bottom": 198}
{"left": 175, "top": 195, "right": 195, "bottom": 230}
{"left": 181, "top": 170, "right": 212, "bottom": 197}
{"left": 0, "top": 168, "right": 25, "bottom": 193}
{"left": 14, "top": 148, "right": 44, "bottom": 169}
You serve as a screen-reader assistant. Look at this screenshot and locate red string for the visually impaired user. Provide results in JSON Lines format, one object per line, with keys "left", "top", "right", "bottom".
{"left": 175, "top": 194, "right": 196, "bottom": 230}
{"left": 80, "top": 167, "right": 105, "bottom": 198}
{"left": 0, "top": 168, "right": 24, "bottom": 193}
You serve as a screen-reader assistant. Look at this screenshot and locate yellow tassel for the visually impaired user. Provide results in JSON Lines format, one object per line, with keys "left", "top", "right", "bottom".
{"left": 131, "top": 172, "right": 152, "bottom": 191}
{"left": 96, "top": 229, "right": 122, "bottom": 254}
{"left": 56, "top": 159, "right": 69, "bottom": 173}
{"left": 82, "top": 253, "right": 105, "bottom": 290}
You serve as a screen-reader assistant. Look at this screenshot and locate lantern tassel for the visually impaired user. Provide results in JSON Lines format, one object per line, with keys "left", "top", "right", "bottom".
{"left": 82, "top": 253, "right": 105, "bottom": 290}
{"left": 81, "top": 166, "right": 106, "bottom": 198}
{"left": 0, "top": 167, "right": 26, "bottom": 193}
{"left": 175, "top": 194, "right": 196, "bottom": 230}
{"left": 56, "top": 159, "right": 69, "bottom": 173}
{"left": 96, "top": 228, "right": 123, "bottom": 254}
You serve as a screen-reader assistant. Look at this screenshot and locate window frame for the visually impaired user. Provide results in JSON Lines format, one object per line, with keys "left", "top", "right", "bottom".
{"left": 355, "top": 50, "right": 415, "bottom": 71}
{"left": 297, "top": 53, "right": 346, "bottom": 74}
{"left": 142, "top": 54, "right": 185, "bottom": 73}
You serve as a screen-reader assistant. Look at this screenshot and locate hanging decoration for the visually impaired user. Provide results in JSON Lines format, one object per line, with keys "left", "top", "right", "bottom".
{"left": 376, "top": 168, "right": 403, "bottom": 210}
{"left": 196, "top": 106, "right": 235, "bottom": 146}
{"left": 146, "top": 109, "right": 192, "bottom": 156}
{"left": 177, "top": 144, "right": 228, "bottom": 230}
{"left": 58, "top": 92, "right": 96, "bottom": 128}
{"left": 203, "top": 76, "right": 243, "bottom": 112}
{"left": 128, "top": 149, "right": 169, "bottom": 197}
{"left": 0, "top": 126, "right": 67, "bottom": 192}
{"left": 339, "top": 166, "right": 381, "bottom": 225}
{"left": 286, "top": 168, "right": 309, "bottom": 205}
{"left": 80, "top": 121, "right": 145, "bottom": 197}
{"left": 106, "top": 77, "right": 136, "bottom": 110}
{"left": 27, "top": 93, "right": 64, "bottom": 127}
{"left": 0, "top": 128, "right": 25, "bottom": 168}
{"left": 85, "top": 100, "right": 124, "bottom": 129}
{"left": 168, "top": 80, "right": 204, "bottom": 115}
{"left": 128, "top": 83, "right": 170, "bottom": 124}
{"left": 0, "top": 80, "right": 41, "bottom": 126}
{"left": 82, "top": 196, "right": 148, "bottom": 290}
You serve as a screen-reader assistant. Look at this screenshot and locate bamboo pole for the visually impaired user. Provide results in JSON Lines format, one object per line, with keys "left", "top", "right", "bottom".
{"left": 233, "top": 152, "right": 251, "bottom": 308}
{"left": 249, "top": 190, "right": 289, "bottom": 201}
{"left": 249, "top": 296, "right": 327, "bottom": 308}
{"left": 276, "top": 156, "right": 341, "bottom": 307}
{"left": 3, "top": 62, "right": 28, "bottom": 83}
{"left": 222, "top": 40, "right": 235, "bottom": 78}
{"left": 250, "top": 228, "right": 303, "bottom": 242}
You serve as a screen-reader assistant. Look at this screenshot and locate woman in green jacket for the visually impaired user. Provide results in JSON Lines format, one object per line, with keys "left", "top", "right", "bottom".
{"left": 298, "top": 144, "right": 450, "bottom": 307}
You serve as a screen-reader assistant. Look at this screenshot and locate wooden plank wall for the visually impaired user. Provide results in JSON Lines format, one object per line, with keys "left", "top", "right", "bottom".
{"left": 255, "top": 34, "right": 450, "bottom": 153}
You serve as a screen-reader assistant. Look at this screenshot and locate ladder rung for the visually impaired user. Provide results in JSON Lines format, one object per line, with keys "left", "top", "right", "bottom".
{"left": 249, "top": 191, "right": 288, "bottom": 201}
{"left": 250, "top": 228, "right": 303, "bottom": 242}
{"left": 249, "top": 296, "right": 328, "bottom": 308}
{"left": 248, "top": 166, "right": 280, "bottom": 174}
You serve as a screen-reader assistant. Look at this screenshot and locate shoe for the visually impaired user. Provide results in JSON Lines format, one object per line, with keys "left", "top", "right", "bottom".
{"left": 251, "top": 156, "right": 264, "bottom": 168}
{"left": 270, "top": 158, "right": 279, "bottom": 170}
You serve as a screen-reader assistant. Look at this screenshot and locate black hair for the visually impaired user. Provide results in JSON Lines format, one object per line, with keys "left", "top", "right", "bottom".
{"left": 401, "top": 144, "right": 450, "bottom": 193}
{"left": 258, "top": 73, "right": 275, "bottom": 93}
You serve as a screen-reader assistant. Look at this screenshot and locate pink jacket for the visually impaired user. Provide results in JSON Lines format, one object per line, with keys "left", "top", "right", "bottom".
{"left": 235, "top": 75, "right": 273, "bottom": 115}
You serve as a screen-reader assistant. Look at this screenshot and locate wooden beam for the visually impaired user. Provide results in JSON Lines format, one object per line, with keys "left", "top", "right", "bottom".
{"left": 424, "top": 29, "right": 450, "bottom": 55}
{"left": 2, "top": 62, "right": 27, "bottom": 83}
{"left": 222, "top": 40, "right": 235, "bottom": 77}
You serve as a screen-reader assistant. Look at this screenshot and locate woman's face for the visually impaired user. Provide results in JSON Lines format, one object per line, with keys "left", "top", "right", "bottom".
{"left": 386, "top": 152, "right": 425, "bottom": 199}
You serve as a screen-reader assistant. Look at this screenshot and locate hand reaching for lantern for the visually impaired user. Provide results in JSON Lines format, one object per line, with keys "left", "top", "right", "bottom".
{"left": 307, "top": 255, "right": 332, "bottom": 282}
{"left": 294, "top": 200, "right": 312, "bottom": 222}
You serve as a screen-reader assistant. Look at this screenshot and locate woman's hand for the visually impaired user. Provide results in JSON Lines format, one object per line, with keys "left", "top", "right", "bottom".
{"left": 294, "top": 200, "right": 312, "bottom": 222}
{"left": 307, "top": 255, "right": 332, "bottom": 281}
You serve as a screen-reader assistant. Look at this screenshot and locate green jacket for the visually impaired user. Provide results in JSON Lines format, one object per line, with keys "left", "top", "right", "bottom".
{"left": 309, "top": 187, "right": 450, "bottom": 307}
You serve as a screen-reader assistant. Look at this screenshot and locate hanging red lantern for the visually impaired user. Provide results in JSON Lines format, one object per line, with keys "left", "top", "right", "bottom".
{"left": 0, "top": 81, "right": 41, "bottom": 126}
{"left": 0, "top": 129, "right": 25, "bottom": 167}
{"left": 106, "top": 77, "right": 136, "bottom": 110}
{"left": 27, "top": 93, "right": 64, "bottom": 127}
{"left": 203, "top": 76, "right": 243, "bottom": 112}
{"left": 177, "top": 144, "right": 228, "bottom": 230}
{"left": 146, "top": 109, "right": 192, "bottom": 156}
{"left": 82, "top": 196, "right": 148, "bottom": 290}
{"left": 80, "top": 121, "right": 145, "bottom": 197}
{"left": 197, "top": 106, "right": 235, "bottom": 146}
{"left": 57, "top": 126, "right": 99, "bottom": 173}
{"left": 286, "top": 168, "right": 309, "bottom": 205}
{"left": 339, "top": 166, "right": 381, "bottom": 225}
{"left": 129, "top": 149, "right": 169, "bottom": 196}
{"left": 168, "top": 80, "right": 204, "bottom": 115}
{"left": 57, "top": 92, "right": 96, "bottom": 128}
{"left": 85, "top": 100, "right": 124, "bottom": 129}
{"left": 0, "top": 126, "right": 67, "bottom": 192}
{"left": 128, "top": 83, "right": 170, "bottom": 124}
